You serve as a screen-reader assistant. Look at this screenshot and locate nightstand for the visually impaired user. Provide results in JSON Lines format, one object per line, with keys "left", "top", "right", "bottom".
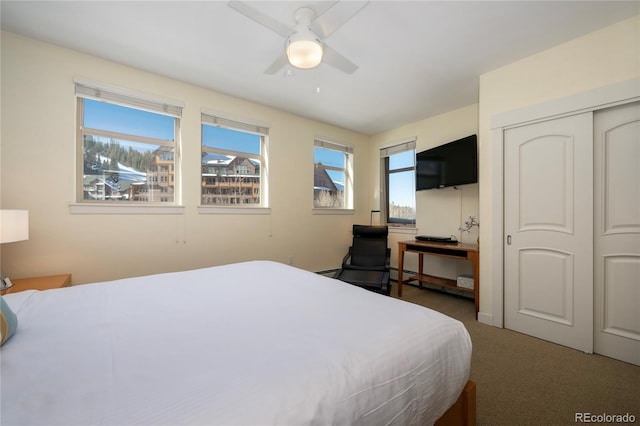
{"left": 1, "top": 274, "right": 71, "bottom": 295}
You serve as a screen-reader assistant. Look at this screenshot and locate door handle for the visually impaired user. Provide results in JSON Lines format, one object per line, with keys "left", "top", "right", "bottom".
{"left": 507, "top": 235, "right": 512, "bottom": 245}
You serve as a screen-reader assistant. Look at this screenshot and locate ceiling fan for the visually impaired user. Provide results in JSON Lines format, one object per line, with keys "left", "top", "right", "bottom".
{"left": 227, "top": 1, "right": 369, "bottom": 74}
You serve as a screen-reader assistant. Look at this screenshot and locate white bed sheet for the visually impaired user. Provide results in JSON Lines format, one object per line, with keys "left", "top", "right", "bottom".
{"left": 1, "top": 260, "right": 471, "bottom": 425}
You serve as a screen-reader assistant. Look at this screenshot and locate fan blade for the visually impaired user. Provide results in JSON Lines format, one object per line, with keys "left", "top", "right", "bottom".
{"left": 227, "top": 1, "right": 292, "bottom": 38}
{"left": 322, "top": 44, "right": 358, "bottom": 74}
{"left": 311, "top": 0, "right": 369, "bottom": 39}
{"left": 264, "top": 53, "right": 289, "bottom": 75}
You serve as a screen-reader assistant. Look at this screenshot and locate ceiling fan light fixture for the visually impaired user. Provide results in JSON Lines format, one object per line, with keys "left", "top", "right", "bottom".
{"left": 286, "top": 30, "right": 323, "bottom": 69}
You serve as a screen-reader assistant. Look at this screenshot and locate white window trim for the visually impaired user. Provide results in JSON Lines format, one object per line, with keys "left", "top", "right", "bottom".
{"left": 200, "top": 110, "right": 269, "bottom": 209}
{"left": 73, "top": 80, "right": 183, "bottom": 212}
{"left": 74, "top": 78, "right": 184, "bottom": 116}
{"left": 312, "top": 208, "right": 354, "bottom": 215}
{"left": 198, "top": 206, "right": 271, "bottom": 215}
{"left": 314, "top": 138, "right": 354, "bottom": 154}
{"left": 201, "top": 108, "right": 270, "bottom": 135}
{"left": 388, "top": 226, "right": 417, "bottom": 235}
{"left": 313, "top": 137, "right": 354, "bottom": 211}
{"left": 70, "top": 204, "right": 184, "bottom": 215}
{"left": 380, "top": 137, "right": 417, "bottom": 228}
{"left": 379, "top": 137, "right": 416, "bottom": 157}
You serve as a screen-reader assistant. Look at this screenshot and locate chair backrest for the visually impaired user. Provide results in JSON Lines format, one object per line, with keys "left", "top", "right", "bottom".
{"left": 350, "top": 225, "right": 389, "bottom": 267}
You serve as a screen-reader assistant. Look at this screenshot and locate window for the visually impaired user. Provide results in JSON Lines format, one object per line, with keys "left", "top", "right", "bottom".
{"left": 75, "top": 82, "right": 182, "bottom": 205}
{"left": 381, "top": 140, "right": 416, "bottom": 226}
{"left": 314, "top": 139, "right": 353, "bottom": 209}
{"left": 201, "top": 112, "right": 268, "bottom": 207}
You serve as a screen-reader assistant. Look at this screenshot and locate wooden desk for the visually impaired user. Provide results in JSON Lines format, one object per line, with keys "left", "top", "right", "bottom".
{"left": 398, "top": 241, "right": 479, "bottom": 318}
{"left": 1, "top": 274, "right": 71, "bottom": 295}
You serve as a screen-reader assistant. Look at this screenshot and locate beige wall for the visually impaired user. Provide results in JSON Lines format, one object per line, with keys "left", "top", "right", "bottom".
{"left": 0, "top": 32, "right": 371, "bottom": 284}
{"left": 478, "top": 15, "right": 639, "bottom": 322}
{"left": 3, "top": 14, "right": 637, "bottom": 302}
{"left": 370, "top": 104, "right": 479, "bottom": 280}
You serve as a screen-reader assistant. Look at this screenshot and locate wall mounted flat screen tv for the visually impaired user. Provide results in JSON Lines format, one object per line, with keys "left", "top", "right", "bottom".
{"left": 416, "top": 134, "right": 478, "bottom": 190}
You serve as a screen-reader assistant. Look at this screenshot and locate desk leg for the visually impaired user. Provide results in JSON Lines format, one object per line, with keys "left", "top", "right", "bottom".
{"left": 418, "top": 253, "right": 424, "bottom": 289}
{"left": 398, "top": 247, "right": 405, "bottom": 297}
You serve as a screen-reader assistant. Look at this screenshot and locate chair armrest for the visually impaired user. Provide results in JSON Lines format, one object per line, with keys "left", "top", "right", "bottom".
{"left": 341, "top": 247, "right": 353, "bottom": 268}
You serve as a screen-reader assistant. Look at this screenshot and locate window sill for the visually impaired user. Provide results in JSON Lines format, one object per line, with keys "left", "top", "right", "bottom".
{"left": 312, "top": 208, "right": 354, "bottom": 215}
{"left": 69, "top": 204, "right": 184, "bottom": 214}
{"left": 388, "top": 226, "right": 417, "bottom": 235}
{"left": 198, "top": 206, "right": 271, "bottom": 215}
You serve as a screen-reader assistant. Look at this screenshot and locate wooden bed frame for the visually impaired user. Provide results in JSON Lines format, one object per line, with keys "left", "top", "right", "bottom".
{"left": 435, "top": 380, "right": 477, "bottom": 426}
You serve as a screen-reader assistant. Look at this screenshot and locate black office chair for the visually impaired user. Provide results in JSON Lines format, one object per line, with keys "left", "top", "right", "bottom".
{"left": 335, "top": 225, "right": 391, "bottom": 296}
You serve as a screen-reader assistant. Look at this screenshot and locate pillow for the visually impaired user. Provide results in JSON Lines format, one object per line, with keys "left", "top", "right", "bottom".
{"left": 1, "top": 296, "right": 18, "bottom": 346}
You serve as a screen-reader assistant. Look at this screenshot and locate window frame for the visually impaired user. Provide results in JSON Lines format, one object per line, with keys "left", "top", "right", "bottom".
{"left": 380, "top": 139, "right": 417, "bottom": 228}
{"left": 198, "top": 110, "right": 270, "bottom": 214}
{"left": 72, "top": 80, "right": 183, "bottom": 214}
{"left": 313, "top": 138, "right": 354, "bottom": 212}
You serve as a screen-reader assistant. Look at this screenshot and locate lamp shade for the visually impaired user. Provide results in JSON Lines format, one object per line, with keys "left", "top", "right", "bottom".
{"left": 0, "top": 210, "right": 29, "bottom": 243}
{"left": 286, "top": 29, "right": 323, "bottom": 69}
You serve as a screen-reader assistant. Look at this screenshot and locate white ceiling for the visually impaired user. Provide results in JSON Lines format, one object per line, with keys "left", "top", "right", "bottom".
{"left": 1, "top": 1, "right": 638, "bottom": 134}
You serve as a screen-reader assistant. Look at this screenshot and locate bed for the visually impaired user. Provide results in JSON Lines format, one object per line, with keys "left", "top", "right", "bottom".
{"left": 1, "top": 260, "right": 473, "bottom": 425}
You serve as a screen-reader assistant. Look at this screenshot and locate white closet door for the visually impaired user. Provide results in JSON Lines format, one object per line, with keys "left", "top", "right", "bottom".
{"left": 504, "top": 113, "right": 593, "bottom": 353}
{"left": 594, "top": 102, "right": 640, "bottom": 366}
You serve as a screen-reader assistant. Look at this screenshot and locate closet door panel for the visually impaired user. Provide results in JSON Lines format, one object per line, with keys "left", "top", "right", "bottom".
{"left": 594, "top": 101, "right": 640, "bottom": 366}
{"left": 504, "top": 112, "right": 593, "bottom": 353}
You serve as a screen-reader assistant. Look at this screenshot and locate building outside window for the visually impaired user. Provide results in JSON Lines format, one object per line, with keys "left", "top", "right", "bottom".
{"left": 381, "top": 140, "right": 416, "bottom": 226}
{"left": 314, "top": 139, "right": 353, "bottom": 209}
{"left": 75, "top": 82, "right": 182, "bottom": 204}
{"left": 201, "top": 112, "right": 268, "bottom": 207}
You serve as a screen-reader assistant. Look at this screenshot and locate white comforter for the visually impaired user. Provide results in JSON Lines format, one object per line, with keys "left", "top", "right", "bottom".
{"left": 1, "top": 261, "right": 471, "bottom": 426}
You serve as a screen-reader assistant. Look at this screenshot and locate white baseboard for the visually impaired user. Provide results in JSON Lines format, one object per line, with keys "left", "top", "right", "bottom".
{"left": 477, "top": 311, "right": 494, "bottom": 326}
